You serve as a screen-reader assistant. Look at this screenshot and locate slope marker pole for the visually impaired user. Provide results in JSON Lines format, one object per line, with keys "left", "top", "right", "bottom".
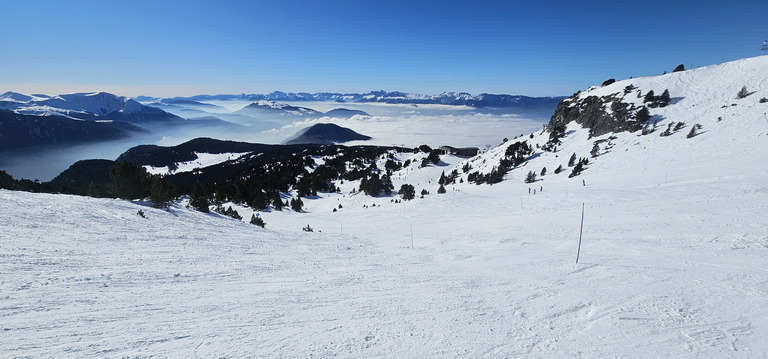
{"left": 576, "top": 202, "right": 585, "bottom": 264}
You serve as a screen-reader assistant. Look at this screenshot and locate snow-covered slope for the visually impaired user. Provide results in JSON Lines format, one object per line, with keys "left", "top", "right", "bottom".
{"left": 2, "top": 56, "right": 767, "bottom": 357}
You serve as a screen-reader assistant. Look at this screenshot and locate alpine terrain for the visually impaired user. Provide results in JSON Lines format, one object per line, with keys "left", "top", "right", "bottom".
{"left": 1, "top": 55, "right": 767, "bottom": 357}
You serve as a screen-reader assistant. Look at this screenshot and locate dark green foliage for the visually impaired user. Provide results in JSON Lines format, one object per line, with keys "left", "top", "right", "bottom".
{"left": 468, "top": 141, "right": 532, "bottom": 185}
{"left": 659, "top": 90, "right": 671, "bottom": 107}
{"left": 568, "top": 153, "right": 577, "bottom": 167}
{"left": 591, "top": 143, "right": 600, "bottom": 158}
{"left": 271, "top": 192, "right": 284, "bottom": 211}
{"left": 360, "top": 173, "right": 386, "bottom": 196}
{"left": 602, "top": 78, "right": 616, "bottom": 86}
{"left": 215, "top": 205, "right": 242, "bottom": 220}
{"left": 525, "top": 171, "right": 537, "bottom": 183}
{"left": 673, "top": 64, "right": 685, "bottom": 72}
{"left": 687, "top": 123, "right": 703, "bottom": 138}
{"left": 385, "top": 159, "right": 401, "bottom": 172}
{"left": 569, "top": 160, "right": 585, "bottom": 178}
{"left": 759, "top": 97, "right": 767, "bottom": 103}
{"left": 540, "top": 167, "right": 547, "bottom": 176}
{"left": 660, "top": 123, "right": 674, "bottom": 137}
{"left": 420, "top": 150, "right": 441, "bottom": 167}
{"left": 421, "top": 189, "right": 429, "bottom": 197}
{"left": 437, "top": 184, "right": 446, "bottom": 194}
{"left": 399, "top": 184, "right": 415, "bottom": 200}
{"left": 644, "top": 90, "right": 656, "bottom": 103}
{"left": 644, "top": 89, "right": 671, "bottom": 108}
{"left": 48, "top": 159, "right": 116, "bottom": 195}
{"left": 554, "top": 164, "right": 563, "bottom": 174}
{"left": 418, "top": 144, "right": 432, "bottom": 153}
{"left": 149, "top": 175, "right": 173, "bottom": 209}
{"left": 108, "top": 161, "right": 150, "bottom": 200}
{"left": 87, "top": 181, "right": 102, "bottom": 198}
{"left": 189, "top": 181, "right": 210, "bottom": 213}
{"left": 290, "top": 197, "right": 304, "bottom": 212}
{"left": 0, "top": 170, "right": 15, "bottom": 189}
{"left": 635, "top": 106, "right": 651, "bottom": 124}
{"left": 248, "top": 189, "right": 269, "bottom": 210}
{"left": 250, "top": 214, "right": 265, "bottom": 228}
{"left": 674, "top": 122, "right": 685, "bottom": 131}
{"left": 544, "top": 122, "right": 566, "bottom": 151}
{"left": 737, "top": 86, "right": 749, "bottom": 99}
{"left": 623, "top": 84, "right": 636, "bottom": 94}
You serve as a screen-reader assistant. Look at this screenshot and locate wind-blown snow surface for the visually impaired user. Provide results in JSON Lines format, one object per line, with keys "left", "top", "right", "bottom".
{"left": 2, "top": 146, "right": 768, "bottom": 357}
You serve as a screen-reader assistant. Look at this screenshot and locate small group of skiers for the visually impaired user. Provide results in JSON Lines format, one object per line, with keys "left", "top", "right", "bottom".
{"left": 528, "top": 180, "right": 586, "bottom": 195}
{"left": 529, "top": 186, "right": 543, "bottom": 195}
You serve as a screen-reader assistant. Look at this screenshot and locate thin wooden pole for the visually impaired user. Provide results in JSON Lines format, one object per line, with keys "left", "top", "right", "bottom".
{"left": 576, "top": 203, "right": 585, "bottom": 264}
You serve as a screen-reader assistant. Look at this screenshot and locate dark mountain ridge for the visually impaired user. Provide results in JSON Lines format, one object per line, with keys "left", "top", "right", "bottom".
{"left": 284, "top": 123, "right": 371, "bottom": 145}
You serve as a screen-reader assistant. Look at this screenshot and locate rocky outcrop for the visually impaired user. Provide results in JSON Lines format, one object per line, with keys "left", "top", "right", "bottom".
{"left": 547, "top": 93, "right": 643, "bottom": 138}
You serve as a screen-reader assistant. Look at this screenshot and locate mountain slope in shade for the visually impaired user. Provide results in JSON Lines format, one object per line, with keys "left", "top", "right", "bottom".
{"left": 284, "top": 123, "right": 371, "bottom": 145}
{"left": 0, "top": 110, "right": 144, "bottom": 152}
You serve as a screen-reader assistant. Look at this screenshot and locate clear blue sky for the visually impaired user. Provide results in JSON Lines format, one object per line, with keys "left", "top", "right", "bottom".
{"left": 2, "top": 0, "right": 766, "bottom": 97}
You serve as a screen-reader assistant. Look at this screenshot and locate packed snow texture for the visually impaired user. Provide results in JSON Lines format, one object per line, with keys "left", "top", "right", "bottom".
{"left": 2, "top": 55, "right": 768, "bottom": 357}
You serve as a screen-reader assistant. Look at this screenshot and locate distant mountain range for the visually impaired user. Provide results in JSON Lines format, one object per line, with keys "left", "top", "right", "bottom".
{"left": 0, "top": 91, "right": 190, "bottom": 153}
{"left": 146, "top": 91, "right": 565, "bottom": 108}
{"left": 0, "top": 91, "right": 183, "bottom": 125}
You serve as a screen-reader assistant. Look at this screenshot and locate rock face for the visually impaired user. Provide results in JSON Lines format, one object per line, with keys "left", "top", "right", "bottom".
{"left": 547, "top": 93, "right": 643, "bottom": 138}
{"left": 284, "top": 123, "right": 371, "bottom": 145}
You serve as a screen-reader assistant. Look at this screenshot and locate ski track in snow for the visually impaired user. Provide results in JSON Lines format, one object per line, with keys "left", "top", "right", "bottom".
{"left": 2, "top": 55, "right": 768, "bottom": 357}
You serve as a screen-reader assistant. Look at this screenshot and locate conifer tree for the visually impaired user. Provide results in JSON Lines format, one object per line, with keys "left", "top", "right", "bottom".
{"left": 149, "top": 175, "right": 173, "bottom": 209}
{"left": 399, "top": 184, "right": 415, "bottom": 200}
{"left": 290, "top": 197, "right": 303, "bottom": 212}
{"left": 525, "top": 170, "right": 537, "bottom": 183}
{"left": 108, "top": 161, "right": 150, "bottom": 199}
{"left": 635, "top": 106, "right": 651, "bottom": 124}
{"left": 87, "top": 181, "right": 101, "bottom": 198}
{"left": 250, "top": 214, "right": 265, "bottom": 228}
{"left": 189, "top": 181, "right": 210, "bottom": 213}
{"left": 659, "top": 89, "right": 671, "bottom": 107}
{"left": 437, "top": 184, "right": 446, "bottom": 194}
{"left": 568, "top": 153, "right": 577, "bottom": 167}
{"left": 644, "top": 90, "right": 656, "bottom": 103}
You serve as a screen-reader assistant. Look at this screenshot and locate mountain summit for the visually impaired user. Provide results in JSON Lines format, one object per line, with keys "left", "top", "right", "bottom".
{"left": 284, "top": 123, "right": 371, "bottom": 145}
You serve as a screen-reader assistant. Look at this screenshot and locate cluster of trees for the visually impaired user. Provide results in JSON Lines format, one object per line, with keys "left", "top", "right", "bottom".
{"left": 568, "top": 153, "right": 589, "bottom": 178}
{"left": 467, "top": 141, "right": 532, "bottom": 185}
{"left": 0, "top": 170, "right": 50, "bottom": 193}
{"left": 643, "top": 89, "right": 671, "bottom": 108}
{"left": 543, "top": 122, "right": 566, "bottom": 152}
